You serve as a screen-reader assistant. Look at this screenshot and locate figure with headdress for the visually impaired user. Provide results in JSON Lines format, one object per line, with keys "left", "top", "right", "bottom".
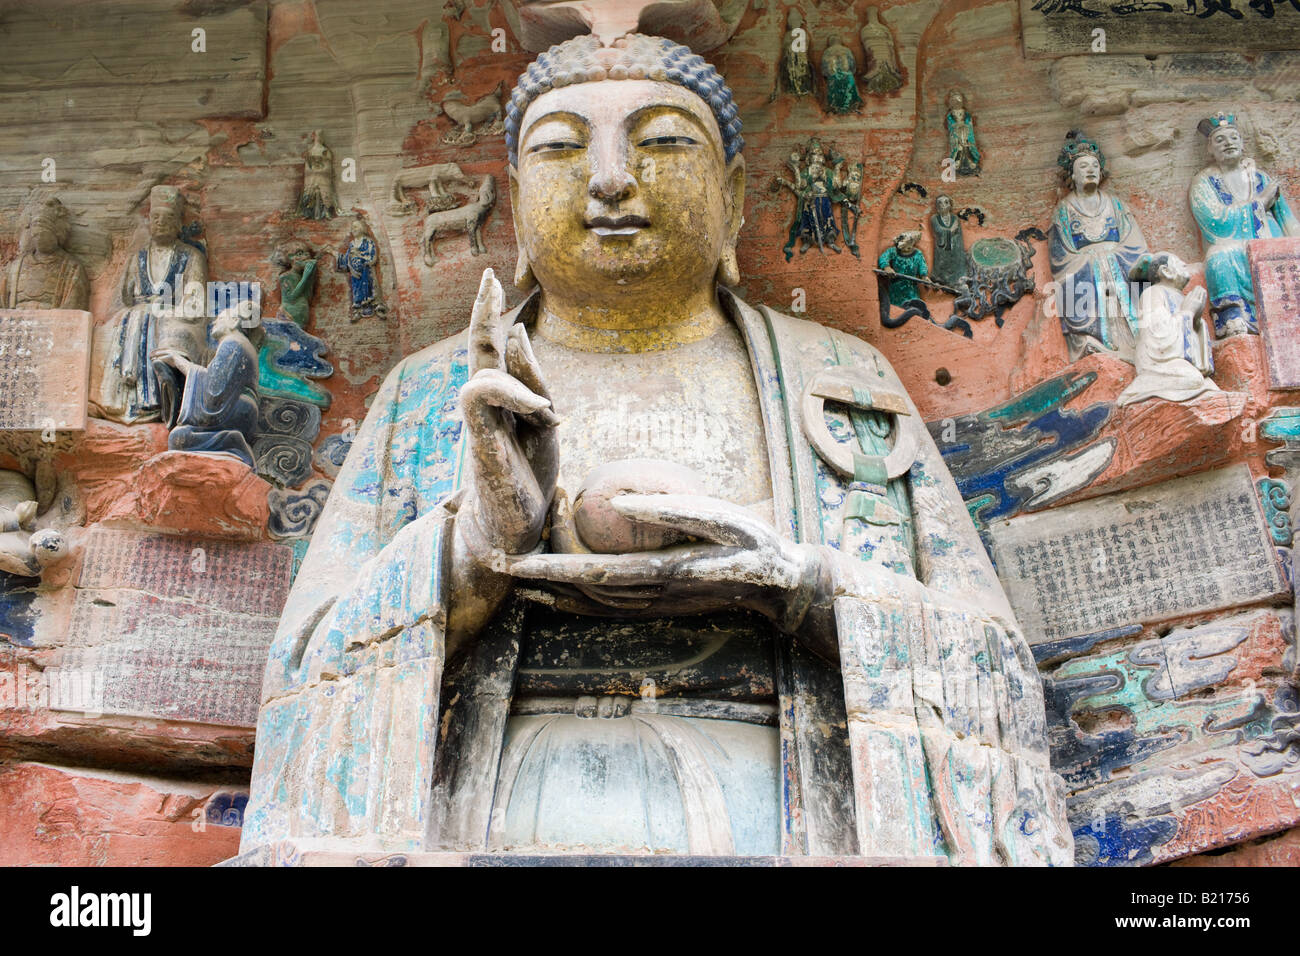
{"left": 0, "top": 192, "right": 88, "bottom": 311}
{"left": 1118, "top": 252, "right": 1217, "bottom": 407}
{"left": 1189, "top": 112, "right": 1300, "bottom": 337}
{"left": 820, "top": 35, "right": 863, "bottom": 114}
{"left": 945, "top": 90, "right": 981, "bottom": 177}
{"left": 298, "top": 131, "right": 339, "bottom": 220}
{"left": 878, "top": 231, "right": 929, "bottom": 309}
{"left": 97, "top": 185, "right": 208, "bottom": 424}
{"left": 770, "top": 8, "right": 814, "bottom": 101}
{"left": 1047, "top": 131, "right": 1149, "bottom": 364}
{"left": 775, "top": 140, "right": 842, "bottom": 259}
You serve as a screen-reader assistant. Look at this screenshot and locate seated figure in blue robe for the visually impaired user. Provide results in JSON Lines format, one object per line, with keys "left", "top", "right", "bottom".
{"left": 240, "top": 29, "right": 1073, "bottom": 866}
{"left": 154, "top": 308, "right": 260, "bottom": 469}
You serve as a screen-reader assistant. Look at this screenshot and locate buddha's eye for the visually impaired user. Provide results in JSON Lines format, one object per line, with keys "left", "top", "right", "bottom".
{"left": 637, "top": 135, "right": 698, "bottom": 148}
{"left": 528, "top": 139, "right": 584, "bottom": 154}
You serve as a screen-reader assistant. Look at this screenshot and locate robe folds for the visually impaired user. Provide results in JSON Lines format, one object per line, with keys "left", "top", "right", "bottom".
{"left": 241, "top": 290, "right": 1074, "bottom": 865}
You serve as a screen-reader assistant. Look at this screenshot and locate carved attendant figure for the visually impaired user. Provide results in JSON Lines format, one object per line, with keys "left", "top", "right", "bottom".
{"left": 1, "top": 193, "right": 88, "bottom": 311}
{"left": 945, "top": 90, "right": 980, "bottom": 177}
{"left": 98, "top": 186, "right": 208, "bottom": 424}
{"left": 1117, "top": 253, "right": 1218, "bottom": 407}
{"left": 243, "top": 31, "right": 1071, "bottom": 866}
{"left": 1189, "top": 112, "right": 1300, "bottom": 337}
{"left": 930, "top": 194, "right": 967, "bottom": 288}
{"left": 820, "top": 36, "right": 863, "bottom": 114}
{"left": 770, "top": 8, "right": 814, "bottom": 101}
{"left": 776, "top": 140, "right": 842, "bottom": 259}
{"left": 878, "top": 231, "right": 928, "bottom": 308}
{"left": 298, "top": 131, "right": 338, "bottom": 220}
{"left": 154, "top": 307, "right": 261, "bottom": 468}
{"left": 860, "top": 6, "right": 902, "bottom": 95}
{"left": 1048, "top": 132, "right": 1148, "bottom": 364}
{"left": 336, "top": 216, "right": 386, "bottom": 321}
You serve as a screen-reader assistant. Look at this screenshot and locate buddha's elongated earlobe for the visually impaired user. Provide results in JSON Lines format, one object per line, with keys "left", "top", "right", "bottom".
{"left": 716, "top": 246, "right": 740, "bottom": 287}
{"left": 515, "top": 253, "right": 537, "bottom": 290}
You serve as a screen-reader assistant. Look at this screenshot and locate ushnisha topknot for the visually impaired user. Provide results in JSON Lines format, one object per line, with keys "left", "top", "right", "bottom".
{"left": 505, "top": 33, "right": 744, "bottom": 167}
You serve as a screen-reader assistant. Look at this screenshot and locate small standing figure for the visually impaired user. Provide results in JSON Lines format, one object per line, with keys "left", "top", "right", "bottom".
{"left": 775, "top": 141, "right": 842, "bottom": 259}
{"left": 836, "top": 161, "right": 865, "bottom": 257}
{"left": 336, "top": 216, "right": 387, "bottom": 321}
{"left": 1, "top": 192, "right": 89, "bottom": 311}
{"left": 299, "top": 131, "right": 339, "bottom": 221}
{"left": 820, "top": 36, "right": 863, "bottom": 114}
{"left": 860, "top": 6, "right": 903, "bottom": 95}
{"left": 154, "top": 307, "right": 261, "bottom": 469}
{"left": 1189, "top": 112, "right": 1300, "bottom": 338}
{"left": 946, "top": 90, "right": 981, "bottom": 177}
{"left": 930, "top": 194, "right": 967, "bottom": 288}
{"left": 878, "top": 231, "right": 929, "bottom": 309}
{"left": 272, "top": 240, "right": 319, "bottom": 328}
{"left": 771, "top": 8, "right": 814, "bottom": 101}
{"left": 1117, "top": 253, "right": 1218, "bottom": 407}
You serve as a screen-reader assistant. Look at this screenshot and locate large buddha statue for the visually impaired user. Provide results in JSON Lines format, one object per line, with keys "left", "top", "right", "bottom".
{"left": 242, "top": 31, "right": 1071, "bottom": 865}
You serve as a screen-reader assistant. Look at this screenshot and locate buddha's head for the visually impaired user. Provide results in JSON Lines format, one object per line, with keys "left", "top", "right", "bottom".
{"left": 1198, "top": 113, "right": 1244, "bottom": 165}
{"left": 148, "top": 186, "right": 184, "bottom": 244}
{"left": 505, "top": 34, "right": 745, "bottom": 300}
{"left": 20, "top": 194, "right": 70, "bottom": 256}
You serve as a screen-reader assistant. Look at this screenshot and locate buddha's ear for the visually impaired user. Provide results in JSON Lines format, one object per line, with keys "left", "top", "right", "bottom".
{"left": 718, "top": 154, "right": 746, "bottom": 288}
{"left": 507, "top": 164, "right": 537, "bottom": 291}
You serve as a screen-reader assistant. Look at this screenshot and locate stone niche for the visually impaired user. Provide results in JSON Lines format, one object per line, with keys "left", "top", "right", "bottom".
{"left": 0, "top": 0, "right": 1298, "bottom": 868}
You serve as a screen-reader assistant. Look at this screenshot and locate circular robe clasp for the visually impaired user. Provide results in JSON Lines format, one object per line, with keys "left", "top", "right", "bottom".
{"left": 799, "top": 367, "right": 920, "bottom": 480}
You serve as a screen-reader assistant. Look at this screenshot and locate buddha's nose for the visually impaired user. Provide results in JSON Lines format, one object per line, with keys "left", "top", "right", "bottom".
{"left": 588, "top": 139, "right": 637, "bottom": 202}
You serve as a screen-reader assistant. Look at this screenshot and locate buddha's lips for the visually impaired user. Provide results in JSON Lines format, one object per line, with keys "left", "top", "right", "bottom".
{"left": 587, "top": 215, "right": 650, "bottom": 236}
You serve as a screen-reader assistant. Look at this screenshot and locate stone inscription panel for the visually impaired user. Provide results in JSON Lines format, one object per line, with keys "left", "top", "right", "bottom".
{"left": 1021, "top": 0, "right": 1300, "bottom": 57}
{"left": 0, "top": 309, "right": 91, "bottom": 431}
{"left": 1251, "top": 238, "right": 1300, "bottom": 390}
{"left": 989, "top": 465, "right": 1288, "bottom": 644}
{"left": 61, "top": 528, "right": 293, "bottom": 727}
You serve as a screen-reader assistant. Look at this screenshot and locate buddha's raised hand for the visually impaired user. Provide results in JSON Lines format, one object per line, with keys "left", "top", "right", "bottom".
{"left": 506, "top": 493, "right": 839, "bottom": 660}
{"left": 458, "top": 268, "right": 560, "bottom": 556}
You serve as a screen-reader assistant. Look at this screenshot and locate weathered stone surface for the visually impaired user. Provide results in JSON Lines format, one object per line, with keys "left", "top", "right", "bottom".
{"left": 1172, "top": 826, "right": 1300, "bottom": 866}
{"left": 989, "top": 465, "right": 1287, "bottom": 645}
{"left": 1250, "top": 236, "right": 1300, "bottom": 390}
{"left": 0, "top": 309, "right": 91, "bottom": 431}
{"left": 0, "top": 762, "right": 244, "bottom": 867}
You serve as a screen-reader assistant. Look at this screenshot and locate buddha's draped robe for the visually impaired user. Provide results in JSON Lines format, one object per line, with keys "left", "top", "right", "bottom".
{"left": 242, "top": 291, "right": 1073, "bottom": 865}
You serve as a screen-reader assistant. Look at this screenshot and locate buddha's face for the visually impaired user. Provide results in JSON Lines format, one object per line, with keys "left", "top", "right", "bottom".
{"left": 149, "top": 202, "right": 180, "bottom": 243}
{"left": 1209, "top": 125, "right": 1243, "bottom": 163}
{"left": 1071, "top": 154, "right": 1102, "bottom": 191}
{"left": 511, "top": 79, "right": 743, "bottom": 301}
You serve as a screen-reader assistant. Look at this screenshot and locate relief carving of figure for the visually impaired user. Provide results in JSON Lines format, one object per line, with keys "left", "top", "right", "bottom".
{"left": 930, "top": 194, "right": 967, "bottom": 289}
{"left": 1117, "top": 253, "right": 1218, "bottom": 407}
{"left": 0, "top": 192, "right": 88, "bottom": 311}
{"left": 298, "top": 131, "right": 339, "bottom": 221}
{"left": 1048, "top": 131, "right": 1148, "bottom": 364}
{"left": 336, "top": 216, "right": 387, "bottom": 321}
{"left": 0, "top": 469, "right": 67, "bottom": 578}
{"left": 820, "top": 35, "right": 863, "bottom": 114}
{"left": 242, "top": 30, "right": 1071, "bottom": 866}
{"left": 770, "top": 8, "right": 814, "bottom": 101}
{"left": 859, "top": 6, "right": 903, "bottom": 95}
{"left": 97, "top": 185, "right": 208, "bottom": 424}
{"left": 775, "top": 140, "right": 842, "bottom": 259}
{"left": 945, "top": 90, "right": 981, "bottom": 177}
{"left": 1189, "top": 112, "right": 1300, "bottom": 337}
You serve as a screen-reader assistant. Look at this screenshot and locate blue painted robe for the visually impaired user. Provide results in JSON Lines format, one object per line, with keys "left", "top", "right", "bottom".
{"left": 1049, "top": 193, "right": 1148, "bottom": 364}
{"left": 241, "top": 292, "right": 1073, "bottom": 865}
{"left": 1189, "top": 161, "right": 1300, "bottom": 334}
{"left": 337, "top": 237, "right": 378, "bottom": 313}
